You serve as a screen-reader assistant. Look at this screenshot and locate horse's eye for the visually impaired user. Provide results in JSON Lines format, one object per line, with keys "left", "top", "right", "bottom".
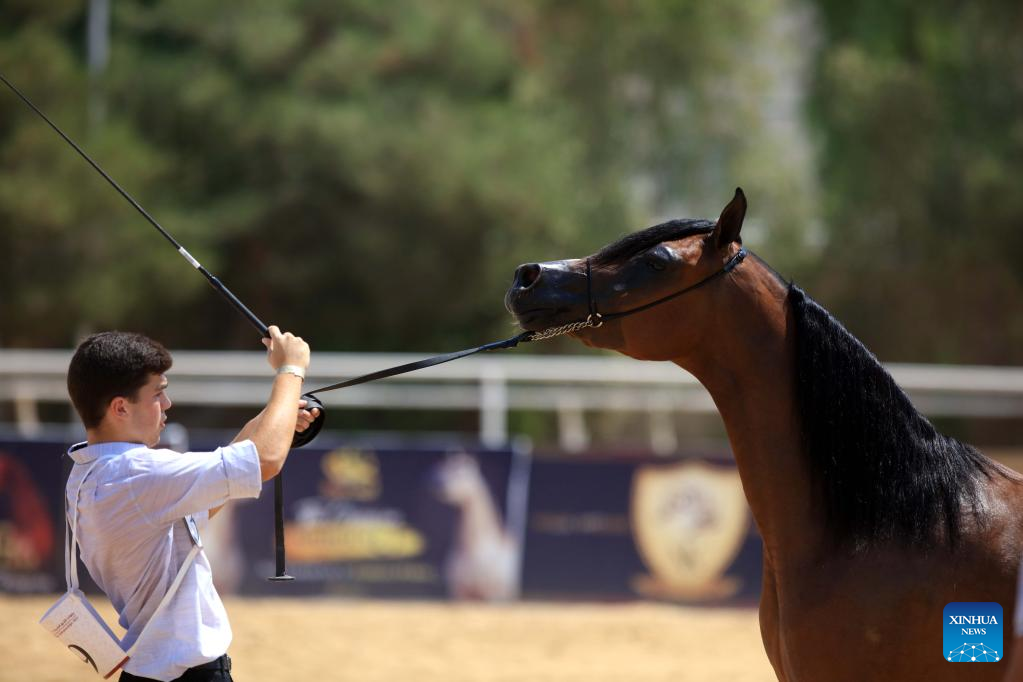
{"left": 645, "top": 256, "right": 666, "bottom": 271}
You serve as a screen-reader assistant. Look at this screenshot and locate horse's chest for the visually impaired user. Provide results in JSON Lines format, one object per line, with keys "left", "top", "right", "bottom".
{"left": 765, "top": 562, "right": 1011, "bottom": 682}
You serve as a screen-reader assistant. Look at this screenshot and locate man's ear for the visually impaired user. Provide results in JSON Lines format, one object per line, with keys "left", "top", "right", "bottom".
{"left": 108, "top": 396, "right": 131, "bottom": 421}
{"left": 711, "top": 187, "right": 747, "bottom": 249}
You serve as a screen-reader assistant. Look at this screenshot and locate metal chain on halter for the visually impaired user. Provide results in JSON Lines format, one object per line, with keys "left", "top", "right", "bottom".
{"left": 524, "top": 314, "right": 603, "bottom": 342}
{"left": 309, "top": 250, "right": 745, "bottom": 397}
{"left": 522, "top": 258, "right": 606, "bottom": 341}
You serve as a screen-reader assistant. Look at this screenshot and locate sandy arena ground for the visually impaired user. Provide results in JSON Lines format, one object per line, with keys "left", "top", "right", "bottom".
{"left": 4, "top": 596, "right": 775, "bottom": 682}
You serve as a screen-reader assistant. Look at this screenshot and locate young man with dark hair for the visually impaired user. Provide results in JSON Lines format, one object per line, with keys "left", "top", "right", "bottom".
{"left": 65, "top": 326, "right": 316, "bottom": 682}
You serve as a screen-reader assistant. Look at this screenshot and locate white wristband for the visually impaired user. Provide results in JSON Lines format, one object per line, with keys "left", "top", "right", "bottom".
{"left": 276, "top": 364, "right": 306, "bottom": 381}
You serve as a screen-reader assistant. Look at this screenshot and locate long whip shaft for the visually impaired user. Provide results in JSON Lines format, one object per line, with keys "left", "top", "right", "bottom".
{"left": 0, "top": 72, "right": 296, "bottom": 581}
{"left": 0, "top": 72, "right": 269, "bottom": 336}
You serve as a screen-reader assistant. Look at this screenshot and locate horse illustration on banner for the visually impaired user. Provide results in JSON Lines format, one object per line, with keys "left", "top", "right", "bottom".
{"left": 432, "top": 452, "right": 519, "bottom": 601}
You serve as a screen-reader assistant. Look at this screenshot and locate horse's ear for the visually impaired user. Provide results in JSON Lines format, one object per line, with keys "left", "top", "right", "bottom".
{"left": 712, "top": 187, "right": 747, "bottom": 249}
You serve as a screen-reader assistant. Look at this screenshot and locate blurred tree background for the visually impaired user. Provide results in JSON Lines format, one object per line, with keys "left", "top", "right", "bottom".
{"left": 809, "top": 0, "right": 1023, "bottom": 364}
{"left": 1, "top": 0, "right": 1021, "bottom": 369}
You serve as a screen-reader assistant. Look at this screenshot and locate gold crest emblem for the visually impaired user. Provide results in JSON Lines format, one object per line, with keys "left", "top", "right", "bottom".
{"left": 319, "top": 448, "right": 381, "bottom": 500}
{"left": 630, "top": 461, "right": 749, "bottom": 600}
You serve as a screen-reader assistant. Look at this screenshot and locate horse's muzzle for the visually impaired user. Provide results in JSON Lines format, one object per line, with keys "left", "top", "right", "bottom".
{"left": 504, "top": 260, "right": 587, "bottom": 330}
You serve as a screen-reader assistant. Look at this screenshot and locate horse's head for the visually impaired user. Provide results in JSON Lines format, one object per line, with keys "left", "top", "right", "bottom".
{"left": 431, "top": 452, "right": 487, "bottom": 506}
{"left": 505, "top": 189, "right": 748, "bottom": 361}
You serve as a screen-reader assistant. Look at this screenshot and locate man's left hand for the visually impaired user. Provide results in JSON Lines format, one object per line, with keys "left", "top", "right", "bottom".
{"left": 296, "top": 399, "right": 321, "bottom": 433}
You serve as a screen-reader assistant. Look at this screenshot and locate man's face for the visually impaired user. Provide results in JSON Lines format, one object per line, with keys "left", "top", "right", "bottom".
{"left": 124, "top": 373, "right": 172, "bottom": 447}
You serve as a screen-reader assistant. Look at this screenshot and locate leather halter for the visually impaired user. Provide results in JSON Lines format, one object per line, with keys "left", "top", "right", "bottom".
{"left": 588, "top": 247, "right": 748, "bottom": 323}
{"left": 526, "top": 246, "right": 749, "bottom": 342}
{"left": 305, "top": 246, "right": 749, "bottom": 396}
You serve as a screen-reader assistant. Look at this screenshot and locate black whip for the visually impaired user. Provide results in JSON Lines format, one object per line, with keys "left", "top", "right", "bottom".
{"left": 0, "top": 72, "right": 305, "bottom": 581}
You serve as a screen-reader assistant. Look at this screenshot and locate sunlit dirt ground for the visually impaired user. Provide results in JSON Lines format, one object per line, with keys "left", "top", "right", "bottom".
{"left": 5, "top": 596, "right": 775, "bottom": 682}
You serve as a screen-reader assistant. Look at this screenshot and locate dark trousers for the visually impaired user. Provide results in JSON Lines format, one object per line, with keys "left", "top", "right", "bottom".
{"left": 119, "top": 654, "right": 232, "bottom": 682}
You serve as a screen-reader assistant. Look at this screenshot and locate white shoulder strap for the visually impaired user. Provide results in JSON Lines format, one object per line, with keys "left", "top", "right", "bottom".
{"left": 66, "top": 459, "right": 100, "bottom": 591}
{"left": 66, "top": 460, "right": 202, "bottom": 654}
{"left": 126, "top": 542, "right": 200, "bottom": 656}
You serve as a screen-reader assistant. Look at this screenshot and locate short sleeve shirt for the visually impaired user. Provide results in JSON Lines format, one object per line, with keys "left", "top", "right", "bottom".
{"left": 66, "top": 440, "right": 262, "bottom": 682}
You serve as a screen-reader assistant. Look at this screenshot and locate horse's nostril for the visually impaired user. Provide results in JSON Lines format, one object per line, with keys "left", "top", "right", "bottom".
{"left": 514, "top": 263, "right": 542, "bottom": 290}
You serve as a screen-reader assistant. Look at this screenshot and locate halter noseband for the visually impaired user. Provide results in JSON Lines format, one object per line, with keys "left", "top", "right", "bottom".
{"left": 586, "top": 258, "right": 604, "bottom": 329}
{"left": 526, "top": 247, "right": 748, "bottom": 342}
{"left": 305, "top": 247, "right": 749, "bottom": 393}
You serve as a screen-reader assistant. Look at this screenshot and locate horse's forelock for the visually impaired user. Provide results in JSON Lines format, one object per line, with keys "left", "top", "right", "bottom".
{"left": 592, "top": 219, "right": 715, "bottom": 266}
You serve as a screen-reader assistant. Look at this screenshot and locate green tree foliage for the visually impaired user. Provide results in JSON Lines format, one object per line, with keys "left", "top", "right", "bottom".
{"left": 1, "top": 1, "right": 587, "bottom": 350}
{"left": 808, "top": 1, "right": 1023, "bottom": 363}
{"left": 0, "top": 5, "right": 197, "bottom": 347}
{"left": 525, "top": 1, "right": 819, "bottom": 265}
{"left": 0, "top": 1, "right": 813, "bottom": 352}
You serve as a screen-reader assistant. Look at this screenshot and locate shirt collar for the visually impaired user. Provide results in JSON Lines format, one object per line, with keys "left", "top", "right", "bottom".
{"left": 67, "top": 441, "right": 148, "bottom": 464}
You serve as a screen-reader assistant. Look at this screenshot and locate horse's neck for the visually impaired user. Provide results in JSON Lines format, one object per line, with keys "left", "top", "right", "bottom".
{"left": 678, "top": 269, "right": 821, "bottom": 565}
{"left": 453, "top": 481, "right": 504, "bottom": 544}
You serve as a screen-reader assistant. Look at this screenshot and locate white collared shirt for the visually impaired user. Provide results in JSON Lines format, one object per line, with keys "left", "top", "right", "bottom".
{"left": 66, "top": 440, "right": 262, "bottom": 682}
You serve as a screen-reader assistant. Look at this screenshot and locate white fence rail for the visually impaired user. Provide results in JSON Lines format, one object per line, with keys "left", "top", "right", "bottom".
{"left": 4, "top": 349, "right": 1023, "bottom": 450}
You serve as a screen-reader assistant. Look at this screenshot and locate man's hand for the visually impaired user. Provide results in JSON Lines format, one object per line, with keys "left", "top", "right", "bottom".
{"left": 232, "top": 398, "right": 320, "bottom": 444}
{"left": 250, "top": 326, "right": 313, "bottom": 480}
{"left": 261, "top": 325, "right": 310, "bottom": 372}
{"left": 296, "top": 399, "right": 321, "bottom": 433}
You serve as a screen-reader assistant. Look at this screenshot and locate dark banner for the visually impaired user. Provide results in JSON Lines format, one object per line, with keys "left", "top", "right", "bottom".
{"left": 0, "top": 438, "right": 67, "bottom": 594}
{"left": 521, "top": 452, "right": 762, "bottom": 604}
{"left": 0, "top": 436, "right": 529, "bottom": 600}
{"left": 228, "top": 441, "right": 528, "bottom": 599}
{"left": 0, "top": 434, "right": 760, "bottom": 605}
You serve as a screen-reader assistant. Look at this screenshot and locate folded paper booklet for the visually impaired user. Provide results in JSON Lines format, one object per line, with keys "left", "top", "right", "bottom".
{"left": 40, "top": 588, "right": 128, "bottom": 679}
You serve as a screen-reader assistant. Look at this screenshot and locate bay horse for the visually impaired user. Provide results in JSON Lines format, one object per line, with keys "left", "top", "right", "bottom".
{"left": 504, "top": 189, "right": 1023, "bottom": 681}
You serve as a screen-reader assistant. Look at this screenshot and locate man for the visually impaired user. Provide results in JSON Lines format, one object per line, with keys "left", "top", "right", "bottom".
{"left": 65, "top": 326, "right": 316, "bottom": 682}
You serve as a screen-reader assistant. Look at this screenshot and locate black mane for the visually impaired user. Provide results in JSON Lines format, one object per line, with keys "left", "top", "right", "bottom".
{"left": 592, "top": 219, "right": 715, "bottom": 265}
{"left": 789, "top": 285, "right": 993, "bottom": 550}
